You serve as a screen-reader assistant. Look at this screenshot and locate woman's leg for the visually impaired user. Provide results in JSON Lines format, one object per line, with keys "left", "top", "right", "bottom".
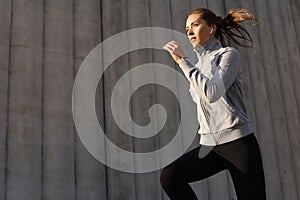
{"left": 160, "top": 145, "right": 227, "bottom": 200}
{"left": 214, "top": 134, "right": 266, "bottom": 200}
{"left": 160, "top": 133, "right": 266, "bottom": 200}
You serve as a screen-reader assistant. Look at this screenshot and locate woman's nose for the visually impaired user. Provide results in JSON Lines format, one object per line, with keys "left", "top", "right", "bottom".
{"left": 188, "top": 29, "right": 194, "bottom": 35}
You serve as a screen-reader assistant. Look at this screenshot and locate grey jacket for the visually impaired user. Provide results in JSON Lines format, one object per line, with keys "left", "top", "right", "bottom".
{"left": 179, "top": 38, "right": 253, "bottom": 146}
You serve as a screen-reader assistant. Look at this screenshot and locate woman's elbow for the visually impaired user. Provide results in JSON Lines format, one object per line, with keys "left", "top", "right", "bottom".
{"left": 205, "top": 93, "right": 221, "bottom": 103}
{"left": 204, "top": 86, "right": 224, "bottom": 103}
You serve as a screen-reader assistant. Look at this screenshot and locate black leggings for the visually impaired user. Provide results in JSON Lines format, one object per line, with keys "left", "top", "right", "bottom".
{"left": 160, "top": 133, "right": 266, "bottom": 200}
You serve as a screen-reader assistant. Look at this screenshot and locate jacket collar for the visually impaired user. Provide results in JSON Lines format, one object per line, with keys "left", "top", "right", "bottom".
{"left": 193, "top": 38, "right": 221, "bottom": 57}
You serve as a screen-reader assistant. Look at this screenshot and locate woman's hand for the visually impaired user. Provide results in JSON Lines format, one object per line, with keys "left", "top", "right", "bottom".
{"left": 163, "top": 41, "right": 186, "bottom": 64}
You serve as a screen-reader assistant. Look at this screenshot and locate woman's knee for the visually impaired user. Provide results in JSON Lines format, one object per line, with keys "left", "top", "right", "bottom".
{"left": 160, "top": 167, "right": 171, "bottom": 188}
{"left": 160, "top": 166, "right": 179, "bottom": 189}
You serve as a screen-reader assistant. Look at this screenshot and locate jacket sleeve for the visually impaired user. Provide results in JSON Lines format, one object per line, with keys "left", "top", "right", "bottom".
{"left": 179, "top": 47, "right": 241, "bottom": 103}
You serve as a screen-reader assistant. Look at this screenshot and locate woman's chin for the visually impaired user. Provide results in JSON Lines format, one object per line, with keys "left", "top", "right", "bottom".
{"left": 192, "top": 43, "right": 201, "bottom": 49}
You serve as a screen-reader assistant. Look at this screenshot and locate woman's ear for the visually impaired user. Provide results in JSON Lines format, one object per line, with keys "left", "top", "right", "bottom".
{"left": 211, "top": 24, "right": 217, "bottom": 34}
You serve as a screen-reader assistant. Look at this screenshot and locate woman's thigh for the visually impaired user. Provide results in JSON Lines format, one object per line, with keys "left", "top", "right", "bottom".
{"left": 214, "top": 134, "right": 266, "bottom": 200}
{"left": 161, "top": 145, "right": 227, "bottom": 184}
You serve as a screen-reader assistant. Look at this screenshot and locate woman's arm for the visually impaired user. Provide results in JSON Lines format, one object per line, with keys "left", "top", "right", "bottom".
{"left": 180, "top": 48, "right": 241, "bottom": 103}
{"left": 164, "top": 41, "right": 241, "bottom": 103}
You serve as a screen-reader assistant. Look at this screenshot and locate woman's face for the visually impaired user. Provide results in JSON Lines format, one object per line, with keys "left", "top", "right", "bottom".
{"left": 186, "top": 13, "right": 214, "bottom": 48}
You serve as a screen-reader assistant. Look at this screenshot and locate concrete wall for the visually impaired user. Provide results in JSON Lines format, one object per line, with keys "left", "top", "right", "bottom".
{"left": 0, "top": 0, "right": 299, "bottom": 199}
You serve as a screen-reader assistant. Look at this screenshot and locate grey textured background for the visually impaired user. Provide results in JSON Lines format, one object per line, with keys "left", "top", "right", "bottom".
{"left": 0, "top": 0, "right": 300, "bottom": 199}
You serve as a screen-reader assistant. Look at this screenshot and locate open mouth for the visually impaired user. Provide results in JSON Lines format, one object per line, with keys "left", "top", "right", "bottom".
{"left": 190, "top": 37, "right": 196, "bottom": 43}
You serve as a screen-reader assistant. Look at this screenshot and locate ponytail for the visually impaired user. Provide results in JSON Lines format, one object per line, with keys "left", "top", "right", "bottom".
{"left": 218, "top": 8, "right": 257, "bottom": 47}
{"left": 188, "top": 8, "right": 257, "bottom": 48}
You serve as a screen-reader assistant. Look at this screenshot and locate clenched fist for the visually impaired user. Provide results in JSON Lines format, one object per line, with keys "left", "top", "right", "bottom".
{"left": 163, "top": 41, "right": 186, "bottom": 64}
